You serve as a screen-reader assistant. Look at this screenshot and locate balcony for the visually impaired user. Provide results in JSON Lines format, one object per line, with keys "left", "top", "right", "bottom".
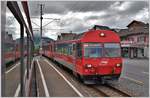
{"left": 121, "top": 40, "right": 148, "bottom": 47}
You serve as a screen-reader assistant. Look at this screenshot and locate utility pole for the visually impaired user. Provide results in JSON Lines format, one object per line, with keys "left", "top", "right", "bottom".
{"left": 40, "top": 4, "right": 43, "bottom": 56}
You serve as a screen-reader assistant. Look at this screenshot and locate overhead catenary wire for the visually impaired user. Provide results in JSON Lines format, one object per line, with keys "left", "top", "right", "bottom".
{"left": 32, "top": 2, "right": 79, "bottom": 33}
{"left": 42, "top": 19, "right": 60, "bottom": 28}
{"left": 31, "top": 21, "right": 40, "bottom": 27}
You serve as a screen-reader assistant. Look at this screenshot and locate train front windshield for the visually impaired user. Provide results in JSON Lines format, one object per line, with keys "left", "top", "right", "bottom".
{"left": 84, "top": 43, "right": 102, "bottom": 58}
{"left": 104, "top": 43, "right": 121, "bottom": 57}
{"left": 84, "top": 43, "right": 121, "bottom": 58}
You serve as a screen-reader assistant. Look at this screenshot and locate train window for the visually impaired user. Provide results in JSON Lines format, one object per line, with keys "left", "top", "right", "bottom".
{"left": 76, "top": 43, "right": 82, "bottom": 58}
{"left": 3, "top": 2, "right": 35, "bottom": 96}
{"left": 5, "top": 7, "right": 21, "bottom": 66}
{"left": 104, "top": 43, "right": 121, "bottom": 57}
{"left": 56, "top": 44, "right": 62, "bottom": 53}
{"left": 84, "top": 43, "right": 102, "bottom": 58}
{"left": 56, "top": 43, "right": 73, "bottom": 56}
{"left": 68, "top": 44, "right": 73, "bottom": 55}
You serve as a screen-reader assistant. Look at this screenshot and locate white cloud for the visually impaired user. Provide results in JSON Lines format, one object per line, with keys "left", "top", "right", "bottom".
{"left": 6, "top": 7, "right": 21, "bottom": 40}
{"left": 31, "top": 11, "right": 92, "bottom": 39}
{"left": 5, "top": 1, "right": 148, "bottom": 41}
{"left": 110, "top": 1, "right": 133, "bottom": 11}
{"left": 134, "top": 8, "right": 149, "bottom": 22}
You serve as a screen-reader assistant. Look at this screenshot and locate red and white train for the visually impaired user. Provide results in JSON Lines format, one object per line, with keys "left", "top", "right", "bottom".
{"left": 42, "top": 30, "right": 122, "bottom": 84}
{"left": 4, "top": 42, "right": 27, "bottom": 66}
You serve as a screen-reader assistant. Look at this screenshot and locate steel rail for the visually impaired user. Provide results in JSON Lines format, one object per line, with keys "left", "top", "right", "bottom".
{"left": 92, "top": 86, "right": 110, "bottom": 97}
{"left": 105, "top": 84, "right": 132, "bottom": 97}
{"left": 92, "top": 84, "right": 132, "bottom": 97}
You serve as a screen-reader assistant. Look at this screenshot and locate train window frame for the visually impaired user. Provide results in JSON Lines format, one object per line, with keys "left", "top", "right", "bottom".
{"left": 56, "top": 42, "right": 74, "bottom": 56}
{"left": 103, "top": 43, "right": 121, "bottom": 58}
{"left": 5, "top": 6, "right": 21, "bottom": 66}
{"left": 3, "top": 1, "right": 35, "bottom": 96}
{"left": 83, "top": 42, "right": 103, "bottom": 58}
{"left": 72, "top": 43, "right": 76, "bottom": 57}
{"left": 76, "top": 43, "right": 82, "bottom": 58}
{"left": 68, "top": 43, "right": 73, "bottom": 56}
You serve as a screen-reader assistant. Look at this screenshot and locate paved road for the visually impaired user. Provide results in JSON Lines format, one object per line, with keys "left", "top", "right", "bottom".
{"left": 110, "top": 58, "right": 149, "bottom": 97}
{"left": 121, "top": 58, "right": 149, "bottom": 85}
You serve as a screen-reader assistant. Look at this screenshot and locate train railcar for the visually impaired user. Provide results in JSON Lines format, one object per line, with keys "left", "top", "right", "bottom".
{"left": 4, "top": 41, "right": 21, "bottom": 66}
{"left": 42, "top": 41, "right": 55, "bottom": 59}
{"left": 44, "top": 30, "right": 122, "bottom": 84}
{"left": 15, "top": 44, "right": 21, "bottom": 60}
{"left": 4, "top": 42, "right": 16, "bottom": 64}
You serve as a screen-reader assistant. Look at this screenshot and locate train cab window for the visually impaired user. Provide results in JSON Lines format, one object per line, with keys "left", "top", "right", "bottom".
{"left": 104, "top": 43, "right": 121, "bottom": 57}
{"left": 84, "top": 43, "right": 102, "bottom": 58}
{"left": 76, "top": 43, "right": 82, "bottom": 58}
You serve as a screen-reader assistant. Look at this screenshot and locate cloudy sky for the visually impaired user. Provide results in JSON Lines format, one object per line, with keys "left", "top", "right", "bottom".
{"left": 6, "top": 1, "right": 149, "bottom": 40}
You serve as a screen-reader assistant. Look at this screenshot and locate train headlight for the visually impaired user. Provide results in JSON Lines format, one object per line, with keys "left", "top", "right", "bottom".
{"left": 100, "top": 33, "right": 105, "bottom": 37}
{"left": 116, "top": 63, "right": 121, "bottom": 67}
{"left": 85, "top": 64, "right": 92, "bottom": 68}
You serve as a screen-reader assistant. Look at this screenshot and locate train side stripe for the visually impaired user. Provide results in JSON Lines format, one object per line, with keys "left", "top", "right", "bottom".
{"left": 44, "top": 59, "right": 84, "bottom": 97}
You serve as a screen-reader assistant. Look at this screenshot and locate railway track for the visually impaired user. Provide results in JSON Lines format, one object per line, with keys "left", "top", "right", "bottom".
{"left": 92, "top": 84, "right": 132, "bottom": 97}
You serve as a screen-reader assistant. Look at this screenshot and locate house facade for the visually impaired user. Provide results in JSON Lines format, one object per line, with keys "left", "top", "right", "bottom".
{"left": 118, "top": 20, "right": 149, "bottom": 58}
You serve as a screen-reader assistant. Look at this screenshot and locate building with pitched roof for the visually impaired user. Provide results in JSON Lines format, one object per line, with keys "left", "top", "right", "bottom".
{"left": 118, "top": 20, "right": 149, "bottom": 58}
{"left": 57, "top": 33, "right": 77, "bottom": 41}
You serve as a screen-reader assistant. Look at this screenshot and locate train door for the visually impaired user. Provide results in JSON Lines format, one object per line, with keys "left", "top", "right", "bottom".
{"left": 74, "top": 43, "right": 82, "bottom": 75}
{"left": 51, "top": 43, "right": 55, "bottom": 58}
{"left": 72, "top": 43, "right": 76, "bottom": 71}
